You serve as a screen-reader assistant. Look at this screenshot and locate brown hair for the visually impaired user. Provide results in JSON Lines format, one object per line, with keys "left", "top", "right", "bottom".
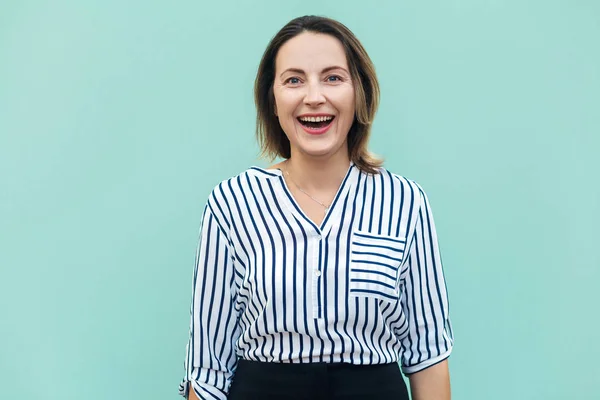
{"left": 254, "top": 15, "right": 383, "bottom": 174}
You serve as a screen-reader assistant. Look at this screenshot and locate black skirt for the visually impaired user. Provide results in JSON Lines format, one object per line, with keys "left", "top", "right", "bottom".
{"left": 228, "top": 358, "right": 409, "bottom": 400}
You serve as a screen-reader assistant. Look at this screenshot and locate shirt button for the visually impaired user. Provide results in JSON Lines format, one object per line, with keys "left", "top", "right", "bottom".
{"left": 315, "top": 270, "right": 322, "bottom": 277}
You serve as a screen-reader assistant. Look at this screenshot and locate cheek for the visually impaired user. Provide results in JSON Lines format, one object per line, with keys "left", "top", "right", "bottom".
{"left": 331, "top": 88, "right": 355, "bottom": 113}
{"left": 274, "top": 90, "right": 299, "bottom": 112}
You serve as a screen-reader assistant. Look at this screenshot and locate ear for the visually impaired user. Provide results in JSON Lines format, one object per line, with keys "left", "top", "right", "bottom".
{"left": 270, "top": 89, "right": 278, "bottom": 117}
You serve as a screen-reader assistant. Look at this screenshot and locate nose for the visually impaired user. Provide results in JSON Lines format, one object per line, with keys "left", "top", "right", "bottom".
{"left": 303, "top": 81, "right": 326, "bottom": 106}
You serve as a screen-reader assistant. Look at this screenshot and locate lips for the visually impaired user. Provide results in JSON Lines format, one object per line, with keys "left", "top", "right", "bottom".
{"left": 296, "top": 116, "right": 335, "bottom": 135}
{"left": 297, "top": 115, "right": 334, "bottom": 125}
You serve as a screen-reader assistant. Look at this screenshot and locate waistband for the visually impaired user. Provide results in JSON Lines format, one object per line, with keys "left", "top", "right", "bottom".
{"left": 236, "top": 358, "right": 399, "bottom": 371}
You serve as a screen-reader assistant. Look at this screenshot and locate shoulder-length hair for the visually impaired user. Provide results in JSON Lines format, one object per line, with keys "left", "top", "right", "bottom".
{"left": 254, "top": 15, "right": 383, "bottom": 174}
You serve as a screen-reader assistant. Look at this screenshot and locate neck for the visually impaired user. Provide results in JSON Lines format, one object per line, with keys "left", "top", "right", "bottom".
{"left": 285, "top": 148, "right": 351, "bottom": 192}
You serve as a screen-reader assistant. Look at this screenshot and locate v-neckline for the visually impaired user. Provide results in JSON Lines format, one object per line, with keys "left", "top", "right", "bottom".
{"left": 252, "top": 162, "right": 357, "bottom": 237}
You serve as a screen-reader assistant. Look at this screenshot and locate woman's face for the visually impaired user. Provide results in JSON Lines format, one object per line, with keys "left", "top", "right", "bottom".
{"left": 273, "top": 32, "right": 355, "bottom": 160}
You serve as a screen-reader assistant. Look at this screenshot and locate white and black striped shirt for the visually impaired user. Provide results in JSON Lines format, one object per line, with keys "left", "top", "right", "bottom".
{"left": 179, "top": 162, "right": 454, "bottom": 399}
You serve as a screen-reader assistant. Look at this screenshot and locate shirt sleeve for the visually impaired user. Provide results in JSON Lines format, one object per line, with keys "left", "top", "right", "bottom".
{"left": 399, "top": 183, "right": 454, "bottom": 375}
{"left": 178, "top": 203, "right": 241, "bottom": 399}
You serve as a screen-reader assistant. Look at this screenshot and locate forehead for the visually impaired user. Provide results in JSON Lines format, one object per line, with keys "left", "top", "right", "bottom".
{"left": 275, "top": 32, "right": 348, "bottom": 72}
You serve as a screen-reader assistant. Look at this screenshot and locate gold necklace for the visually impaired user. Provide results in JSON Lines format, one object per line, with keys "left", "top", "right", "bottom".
{"left": 283, "top": 160, "right": 331, "bottom": 214}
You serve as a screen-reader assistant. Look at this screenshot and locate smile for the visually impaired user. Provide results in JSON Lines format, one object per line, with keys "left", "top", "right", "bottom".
{"left": 296, "top": 115, "right": 335, "bottom": 135}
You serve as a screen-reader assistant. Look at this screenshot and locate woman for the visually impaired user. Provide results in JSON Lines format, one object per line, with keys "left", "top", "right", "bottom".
{"left": 179, "top": 15, "right": 454, "bottom": 400}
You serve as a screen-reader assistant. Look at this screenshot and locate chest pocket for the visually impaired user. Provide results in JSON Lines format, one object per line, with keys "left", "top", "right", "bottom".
{"left": 349, "top": 230, "right": 407, "bottom": 303}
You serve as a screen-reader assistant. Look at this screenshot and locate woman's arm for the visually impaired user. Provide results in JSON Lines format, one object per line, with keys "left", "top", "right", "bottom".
{"left": 178, "top": 196, "right": 241, "bottom": 400}
{"left": 397, "top": 182, "right": 454, "bottom": 396}
{"left": 408, "top": 359, "right": 451, "bottom": 400}
{"left": 187, "top": 385, "right": 200, "bottom": 400}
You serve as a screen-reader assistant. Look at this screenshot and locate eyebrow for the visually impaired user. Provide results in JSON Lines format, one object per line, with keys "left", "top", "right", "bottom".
{"left": 279, "top": 66, "right": 349, "bottom": 78}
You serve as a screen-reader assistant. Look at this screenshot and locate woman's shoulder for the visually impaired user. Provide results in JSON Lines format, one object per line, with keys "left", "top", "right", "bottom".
{"left": 373, "top": 166, "right": 426, "bottom": 197}
{"left": 205, "top": 164, "right": 283, "bottom": 205}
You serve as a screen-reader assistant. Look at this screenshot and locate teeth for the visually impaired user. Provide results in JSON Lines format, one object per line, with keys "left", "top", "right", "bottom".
{"left": 299, "top": 116, "right": 334, "bottom": 123}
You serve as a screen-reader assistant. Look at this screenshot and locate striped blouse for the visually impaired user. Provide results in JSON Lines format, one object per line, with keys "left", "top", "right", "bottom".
{"left": 179, "top": 162, "right": 454, "bottom": 399}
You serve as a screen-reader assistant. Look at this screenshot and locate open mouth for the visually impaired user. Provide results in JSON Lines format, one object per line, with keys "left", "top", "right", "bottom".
{"left": 297, "top": 115, "right": 335, "bottom": 130}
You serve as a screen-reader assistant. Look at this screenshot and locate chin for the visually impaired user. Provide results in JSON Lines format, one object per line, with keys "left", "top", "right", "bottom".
{"left": 297, "top": 143, "right": 342, "bottom": 158}
{"left": 290, "top": 132, "right": 347, "bottom": 158}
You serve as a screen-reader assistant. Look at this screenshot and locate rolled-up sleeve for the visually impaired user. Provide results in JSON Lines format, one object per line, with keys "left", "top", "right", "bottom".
{"left": 179, "top": 203, "right": 241, "bottom": 399}
{"left": 399, "top": 183, "right": 454, "bottom": 375}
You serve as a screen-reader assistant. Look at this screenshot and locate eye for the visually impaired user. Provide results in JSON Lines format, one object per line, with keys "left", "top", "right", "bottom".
{"left": 285, "top": 77, "right": 301, "bottom": 85}
{"left": 326, "top": 75, "right": 342, "bottom": 82}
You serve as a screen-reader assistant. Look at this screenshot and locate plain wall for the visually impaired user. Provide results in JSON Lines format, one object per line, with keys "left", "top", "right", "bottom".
{"left": 1, "top": 1, "right": 598, "bottom": 399}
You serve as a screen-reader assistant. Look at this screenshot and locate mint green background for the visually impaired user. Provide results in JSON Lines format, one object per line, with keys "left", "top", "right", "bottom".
{"left": 1, "top": 1, "right": 598, "bottom": 399}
